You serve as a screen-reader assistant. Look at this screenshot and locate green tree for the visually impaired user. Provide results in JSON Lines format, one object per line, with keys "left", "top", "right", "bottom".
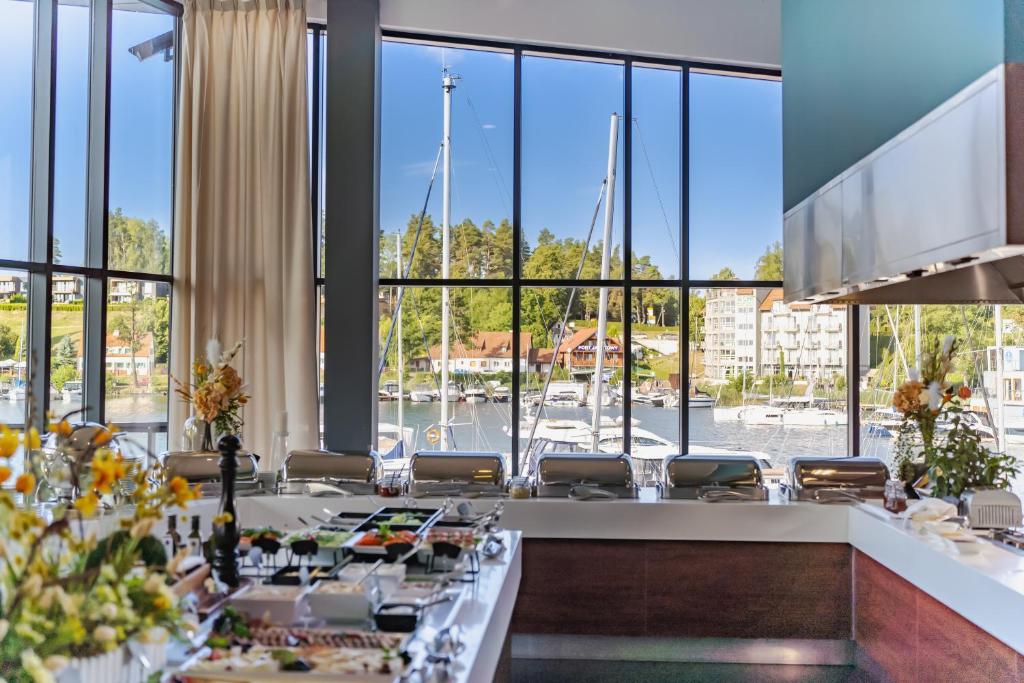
{"left": 0, "top": 324, "right": 17, "bottom": 360}
{"left": 52, "top": 335, "right": 77, "bottom": 369}
{"left": 108, "top": 208, "right": 170, "bottom": 273}
{"left": 754, "top": 241, "right": 783, "bottom": 280}
{"left": 112, "top": 283, "right": 147, "bottom": 387}
{"left": 51, "top": 364, "right": 79, "bottom": 391}
{"left": 710, "top": 267, "right": 738, "bottom": 281}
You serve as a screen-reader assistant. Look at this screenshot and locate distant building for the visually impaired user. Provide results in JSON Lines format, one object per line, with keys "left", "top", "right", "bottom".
{"left": 703, "top": 288, "right": 761, "bottom": 381}
{"left": 555, "top": 328, "right": 624, "bottom": 377}
{"left": 52, "top": 275, "right": 83, "bottom": 303}
{"left": 108, "top": 279, "right": 170, "bottom": 304}
{"left": 758, "top": 289, "right": 845, "bottom": 381}
{"left": 0, "top": 275, "right": 25, "bottom": 300}
{"left": 423, "top": 332, "right": 533, "bottom": 374}
{"left": 105, "top": 330, "right": 157, "bottom": 378}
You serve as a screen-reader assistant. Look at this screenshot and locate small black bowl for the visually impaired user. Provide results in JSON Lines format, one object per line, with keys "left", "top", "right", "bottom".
{"left": 384, "top": 542, "right": 414, "bottom": 563}
{"left": 375, "top": 604, "right": 419, "bottom": 632}
{"left": 290, "top": 539, "right": 319, "bottom": 557}
{"left": 432, "top": 541, "right": 462, "bottom": 560}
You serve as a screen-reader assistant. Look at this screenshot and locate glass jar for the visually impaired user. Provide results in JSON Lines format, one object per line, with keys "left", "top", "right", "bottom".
{"left": 884, "top": 479, "right": 908, "bottom": 513}
{"left": 509, "top": 476, "right": 531, "bottom": 500}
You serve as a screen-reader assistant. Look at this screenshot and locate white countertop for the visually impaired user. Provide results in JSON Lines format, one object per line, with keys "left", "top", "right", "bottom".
{"left": 183, "top": 491, "right": 1024, "bottom": 656}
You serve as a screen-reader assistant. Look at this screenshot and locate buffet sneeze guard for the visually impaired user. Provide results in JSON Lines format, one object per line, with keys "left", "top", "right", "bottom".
{"left": 277, "top": 449, "right": 382, "bottom": 495}
{"left": 661, "top": 454, "right": 767, "bottom": 501}
{"left": 409, "top": 450, "right": 507, "bottom": 497}
{"left": 534, "top": 452, "right": 637, "bottom": 499}
{"left": 161, "top": 450, "right": 262, "bottom": 496}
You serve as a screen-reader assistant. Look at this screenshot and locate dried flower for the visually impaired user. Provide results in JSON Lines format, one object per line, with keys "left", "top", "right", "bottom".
{"left": 0, "top": 426, "right": 18, "bottom": 458}
{"left": 15, "top": 473, "right": 35, "bottom": 494}
{"left": 0, "top": 466, "right": 11, "bottom": 485}
{"left": 958, "top": 385, "right": 972, "bottom": 400}
{"left": 212, "top": 511, "right": 233, "bottom": 525}
{"left": 74, "top": 491, "right": 99, "bottom": 517}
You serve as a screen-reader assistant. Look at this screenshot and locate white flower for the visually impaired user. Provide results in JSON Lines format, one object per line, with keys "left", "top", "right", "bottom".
{"left": 927, "top": 381, "right": 943, "bottom": 410}
{"left": 42, "top": 655, "right": 68, "bottom": 673}
{"left": 20, "top": 650, "right": 54, "bottom": 683}
{"left": 93, "top": 625, "right": 117, "bottom": 643}
{"left": 205, "top": 338, "right": 222, "bottom": 366}
{"left": 144, "top": 572, "right": 165, "bottom": 594}
{"left": 941, "top": 335, "right": 954, "bottom": 356}
{"left": 166, "top": 546, "right": 190, "bottom": 575}
{"left": 22, "top": 573, "right": 42, "bottom": 598}
{"left": 100, "top": 602, "right": 117, "bottom": 620}
{"left": 0, "top": 619, "right": 8, "bottom": 640}
{"left": 908, "top": 367, "right": 921, "bottom": 382}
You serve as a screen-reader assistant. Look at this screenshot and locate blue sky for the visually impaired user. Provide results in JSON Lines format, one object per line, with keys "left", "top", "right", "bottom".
{"left": 0, "top": 2, "right": 174, "bottom": 266}
{"left": 380, "top": 41, "right": 782, "bottom": 280}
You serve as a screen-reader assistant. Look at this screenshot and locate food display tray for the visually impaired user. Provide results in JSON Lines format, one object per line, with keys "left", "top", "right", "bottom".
{"left": 353, "top": 506, "right": 444, "bottom": 534}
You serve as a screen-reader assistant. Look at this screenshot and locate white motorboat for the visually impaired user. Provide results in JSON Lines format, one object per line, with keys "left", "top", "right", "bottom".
{"left": 688, "top": 392, "right": 715, "bottom": 408}
{"left": 431, "top": 381, "right": 463, "bottom": 403}
{"left": 464, "top": 385, "right": 488, "bottom": 403}
{"left": 782, "top": 408, "right": 848, "bottom": 427}
{"left": 7, "top": 386, "right": 25, "bottom": 402}
{"left": 739, "top": 405, "right": 785, "bottom": 425}
{"left": 491, "top": 386, "right": 511, "bottom": 403}
{"left": 409, "top": 385, "right": 435, "bottom": 403}
{"left": 713, "top": 406, "right": 745, "bottom": 422}
{"left": 633, "top": 392, "right": 667, "bottom": 408}
{"left": 377, "top": 422, "right": 415, "bottom": 472}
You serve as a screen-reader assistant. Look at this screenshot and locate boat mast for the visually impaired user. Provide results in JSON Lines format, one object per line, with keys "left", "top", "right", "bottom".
{"left": 591, "top": 113, "right": 619, "bottom": 451}
{"left": 396, "top": 232, "right": 404, "bottom": 447}
{"left": 440, "top": 69, "right": 457, "bottom": 448}
{"left": 913, "top": 304, "right": 922, "bottom": 368}
{"left": 996, "top": 304, "right": 1006, "bottom": 451}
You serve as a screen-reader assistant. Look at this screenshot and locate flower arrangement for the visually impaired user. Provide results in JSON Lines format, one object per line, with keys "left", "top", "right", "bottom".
{"left": 891, "top": 335, "right": 1019, "bottom": 498}
{"left": 0, "top": 421, "right": 203, "bottom": 682}
{"left": 175, "top": 339, "right": 249, "bottom": 442}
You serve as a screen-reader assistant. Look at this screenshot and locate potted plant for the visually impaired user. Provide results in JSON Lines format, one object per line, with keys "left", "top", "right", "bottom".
{"left": 891, "top": 336, "right": 1020, "bottom": 505}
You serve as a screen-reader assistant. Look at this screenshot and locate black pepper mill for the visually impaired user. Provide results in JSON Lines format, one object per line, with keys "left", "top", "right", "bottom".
{"left": 212, "top": 434, "right": 241, "bottom": 587}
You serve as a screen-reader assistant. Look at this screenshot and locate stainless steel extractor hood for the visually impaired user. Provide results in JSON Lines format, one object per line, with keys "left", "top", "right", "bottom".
{"left": 784, "top": 64, "right": 1024, "bottom": 305}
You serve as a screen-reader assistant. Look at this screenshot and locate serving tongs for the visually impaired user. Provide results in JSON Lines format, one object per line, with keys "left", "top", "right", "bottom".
{"left": 410, "top": 480, "right": 506, "bottom": 499}
{"left": 552, "top": 480, "right": 619, "bottom": 501}
{"left": 699, "top": 486, "right": 764, "bottom": 502}
{"left": 813, "top": 488, "right": 865, "bottom": 504}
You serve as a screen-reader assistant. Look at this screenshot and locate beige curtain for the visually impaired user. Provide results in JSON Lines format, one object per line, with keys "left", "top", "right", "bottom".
{"left": 170, "top": 0, "right": 318, "bottom": 462}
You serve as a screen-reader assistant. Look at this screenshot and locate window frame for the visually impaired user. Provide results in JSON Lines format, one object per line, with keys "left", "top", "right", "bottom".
{"left": 17, "top": 0, "right": 180, "bottom": 450}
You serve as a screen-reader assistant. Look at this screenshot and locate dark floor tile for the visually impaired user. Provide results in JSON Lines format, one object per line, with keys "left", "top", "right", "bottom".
{"left": 510, "top": 659, "right": 861, "bottom": 683}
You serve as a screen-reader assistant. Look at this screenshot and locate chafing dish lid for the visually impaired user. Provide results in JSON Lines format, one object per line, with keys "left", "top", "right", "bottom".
{"left": 787, "top": 456, "right": 888, "bottom": 488}
{"left": 663, "top": 454, "right": 763, "bottom": 487}
{"left": 410, "top": 450, "right": 505, "bottom": 485}
{"left": 281, "top": 449, "right": 379, "bottom": 482}
{"left": 536, "top": 452, "right": 634, "bottom": 486}
{"left": 162, "top": 450, "right": 258, "bottom": 482}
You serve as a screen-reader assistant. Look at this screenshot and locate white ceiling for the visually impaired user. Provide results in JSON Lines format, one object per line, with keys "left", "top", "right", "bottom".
{"left": 307, "top": 0, "right": 780, "bottom": 69}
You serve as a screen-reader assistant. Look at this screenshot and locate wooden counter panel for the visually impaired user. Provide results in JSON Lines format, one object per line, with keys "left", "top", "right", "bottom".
{"left": 511, "top": 539, "right": 850, "bottom": 639}
{"left": 854, "top": 551, "right": 1020, "bottom": 682}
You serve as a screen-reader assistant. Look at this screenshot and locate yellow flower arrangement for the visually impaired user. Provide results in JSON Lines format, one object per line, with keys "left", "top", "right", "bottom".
{"left": 0, "top": 420, "right": 200, "bottom": 681}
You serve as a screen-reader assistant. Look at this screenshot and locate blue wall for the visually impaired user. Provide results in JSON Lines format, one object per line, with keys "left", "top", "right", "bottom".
{"left": 782, "top": 0, "right": 1007, "bottom": 211}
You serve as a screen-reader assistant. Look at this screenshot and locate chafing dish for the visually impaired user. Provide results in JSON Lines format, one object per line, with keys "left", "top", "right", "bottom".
{"left": 535, "top": 452, "right": 636, "bottom": 499}
{"left": 276, "top": 449, "right": 381, "bottom": 495}
{"left": 961, "top": 488, "right": 1023, "bottom": 529}
{"left": 661, "top": 454, "right": 767, "bottom": 501}
{"left": 782, "top": 456, "right": 889, "bottom": 502}
{"left": 409, "top": 451, "right": 506, "bottom": 497}
{"left": 161, "top": 450, "right": 262, "bottom": 496}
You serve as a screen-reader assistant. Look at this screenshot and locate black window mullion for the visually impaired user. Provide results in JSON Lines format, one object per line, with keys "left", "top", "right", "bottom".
{"left": 680, "top": 66, "right": 690, "bottom": 452}
{"left": 510, "top": 46, "right": 522, "bottom": 474}
{"left": 622, "top": 58, "right": 632, "bottom": 454}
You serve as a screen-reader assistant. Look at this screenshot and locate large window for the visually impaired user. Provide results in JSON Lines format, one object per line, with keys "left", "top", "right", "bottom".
{"left": 0, "top": 0, "right": 178, "bottom": 458}
{"left": 366, "top": 35, "right": 790, "bottom": 476}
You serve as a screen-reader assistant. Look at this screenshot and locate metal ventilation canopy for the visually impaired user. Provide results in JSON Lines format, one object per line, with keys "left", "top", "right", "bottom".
{"left": 783, "top": 64, "right": 1024, "bottom": 305}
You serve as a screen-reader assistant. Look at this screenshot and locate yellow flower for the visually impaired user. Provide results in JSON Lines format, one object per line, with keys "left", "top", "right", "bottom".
{"left": 0, "top": 466, "right": 11, "bottom": 485}
{"left": 74, "top": 491, "right": 99, "bottom": 517}
{"left": 0, "top": 425, "right": 18, "bottom": 458}
{"left": 24, "top": 426, "right": 41, "bottom": 450}
{"left": 153, "top": 593, "right": 172, "bottom": 610}
{"left": 169, "top": 476, "right": 199, "bottom": 506}
{"left": 212, "top": 511, "right": 233, "bottom": 525}
{"left": 15, "top": 473, "right": 35, "bottom": 495}
{"left": 48, "top": 420, "right": 73, "bottom": 438}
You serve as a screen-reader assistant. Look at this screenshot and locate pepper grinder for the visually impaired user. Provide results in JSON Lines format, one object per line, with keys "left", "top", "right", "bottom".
{"left": 212, "top": 434, "right": 241, "bottom": 587}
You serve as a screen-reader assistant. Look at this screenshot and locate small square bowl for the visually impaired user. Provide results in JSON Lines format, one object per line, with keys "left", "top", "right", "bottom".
{"left": 307, "top": 580, "right": 373, "bottom": 622}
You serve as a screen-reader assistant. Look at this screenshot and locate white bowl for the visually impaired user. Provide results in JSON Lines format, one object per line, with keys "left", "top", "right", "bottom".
{"left": 338, "top": 563, "right": 406, "bottom": 595}
{"left": 229, "top": 584, "right": 309, "bottom": 624}
{"left": 307, "top": 581, "right": 373, "bottom": 622}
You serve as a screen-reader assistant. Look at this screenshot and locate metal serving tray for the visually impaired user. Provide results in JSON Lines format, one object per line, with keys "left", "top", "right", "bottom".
{"left": 277, "top": 449, "right": 382, "bottom": 495}
{"left": 408, "top": 451, "right": 506, "bottom": 497}
{"left": 535, "top": 452, "right": 637, "bottom": 499}
{"left": 782, "top": 456, "right": 889, "bottom": 502}
{"left": 661, "top": 454, "right": 767, "bottom": 501}
{"left": 161, "top": 450, "right": 262, "bottom": 496}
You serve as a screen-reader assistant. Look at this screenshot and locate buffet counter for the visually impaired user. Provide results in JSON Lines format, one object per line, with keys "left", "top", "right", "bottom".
{"left": 184, "top": 492, "right": 1024, "bottom": 679}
